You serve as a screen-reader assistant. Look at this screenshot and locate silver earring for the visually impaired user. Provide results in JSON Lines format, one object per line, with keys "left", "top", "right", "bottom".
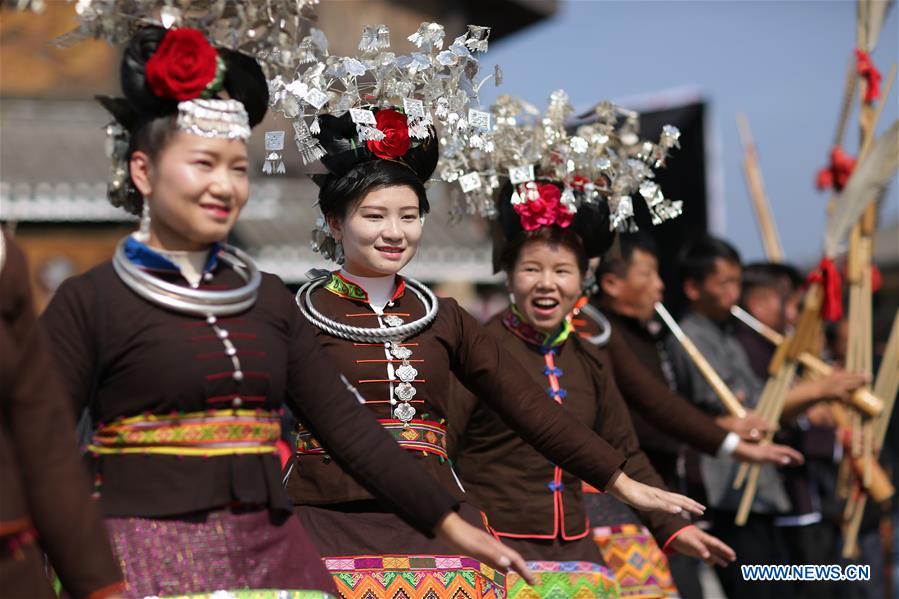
{"left": 334, "top": 239, "right": 345, "bottom": 265}
{"left": 136, "top": 200, "right": 151, "bottom": 242}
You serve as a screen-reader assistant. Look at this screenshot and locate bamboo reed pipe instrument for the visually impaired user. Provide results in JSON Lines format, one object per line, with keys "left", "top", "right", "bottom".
{"left": 737, "top": 113, "right": 783, "bottom": 262}
{"left": 732, "top": 306, "right": 894, "bottom": 503}
{"left": 654, "top": 303, "right": 747, "bottom": 419}
{"left": 730, "top": 306, "right": 883, "bottom": 417}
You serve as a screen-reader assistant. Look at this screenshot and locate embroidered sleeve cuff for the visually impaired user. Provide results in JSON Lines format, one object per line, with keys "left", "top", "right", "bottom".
{"left": 716, "top": 432, "right": 741, "bottom": 458}
{"left": 662, "top": 524, "right": 696, "bottom": 554}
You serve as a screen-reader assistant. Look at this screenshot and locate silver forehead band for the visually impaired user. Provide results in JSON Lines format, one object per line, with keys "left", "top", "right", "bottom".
{"left": 176, "top": 99, "right": 251, "bottom": 141}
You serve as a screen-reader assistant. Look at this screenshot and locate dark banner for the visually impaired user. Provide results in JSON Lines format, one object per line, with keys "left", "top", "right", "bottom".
{"left": 573, "top": 100, "right": 709, "bottom": 314}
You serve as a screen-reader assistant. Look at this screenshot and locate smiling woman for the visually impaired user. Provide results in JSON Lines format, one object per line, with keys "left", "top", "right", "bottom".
{"left": 38, "top": 24, "right": 522, "bottom": 599}
{"left": 129, "top": 132, "right": 249, "bottom": 250}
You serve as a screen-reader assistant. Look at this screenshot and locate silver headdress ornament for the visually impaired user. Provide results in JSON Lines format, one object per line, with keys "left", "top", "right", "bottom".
{"left": 51, "top": 2, "right": 290, "bottom": 213}
{"left": 266, "top": 21, "right": 500, "bottom": 169}
{"left": 264, "top": 22, "right": 500, "bottom": 261}
{"left": 49, "top": 0, "right": 318, "bottom": 73}
{"left": 176, "top": 99, "right": 251, "bottom": 140}
{"left": 439, "top": 90, "right": 683, "bottom": 231}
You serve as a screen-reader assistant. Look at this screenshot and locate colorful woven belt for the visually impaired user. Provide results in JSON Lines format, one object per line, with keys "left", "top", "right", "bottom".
{"left": 297, "top": 418, "right": 448, "bottom": 460}
{"left": 89, "top": 409, "right": 281, "bottom": 457}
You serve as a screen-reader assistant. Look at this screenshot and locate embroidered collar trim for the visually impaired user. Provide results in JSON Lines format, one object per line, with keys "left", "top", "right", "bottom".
{"left": 502, "top": 305, "right": 572, "bottom": 350}
{"left": 323, "top": 271, "right": 407, "bottom": 304}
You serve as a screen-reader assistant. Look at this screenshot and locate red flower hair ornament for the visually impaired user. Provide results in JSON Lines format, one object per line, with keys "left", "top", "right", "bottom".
{"left": 512, "top": 182, "right": 575, "bottom": 231}
{"left": 366, "top": 109, "right": 412, "bottom": 159}
{"left": 146, "top": 28, "right": 225, "bottom": 101}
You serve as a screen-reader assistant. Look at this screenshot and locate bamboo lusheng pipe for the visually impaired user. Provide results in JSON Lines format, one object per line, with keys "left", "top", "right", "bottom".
{"left": 734, "top": 364, "right": 797, "bottom": 526}
{"left": 734, "top": 283, "right": 827, "bottom": 524}
{"left": 837, "top": 60, "right": 890, "bottom": 547}
{"left": 730, "top": 306, "right": 884, "bottom": 417}
{"left": 737, "top": 113, "right": 784, "bottom": 262}
{"left": 654, "top": 303, "right": 747, "bottom": 419}
{"left": 843, "top": 311, "right": 899, "bottom": 558}
{"left": 732, "top": 368, "right": 794, "bottom": 491}
{"left": 830, "top": 403, "right": 895, "bottom": 503}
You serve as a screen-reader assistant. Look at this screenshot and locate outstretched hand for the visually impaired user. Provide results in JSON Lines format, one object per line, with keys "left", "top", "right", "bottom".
{"left": 607, "top": 471, "right": 705, "bottom": 517}
{"left": 717, "top": 410, "right": 777, "bottom": 441}
{"left": 434, "top": 512, "right": 536, "bottom": 585}
{"left": 734, "top": 440, "right": 804, "bottom": 466}
{"left": 668, "top": 526, "right": 736, "bottom": 567}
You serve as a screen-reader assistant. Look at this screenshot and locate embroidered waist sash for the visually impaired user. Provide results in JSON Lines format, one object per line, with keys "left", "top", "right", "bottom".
{"left": 297, "top": 418, "right": 448, "bottom": 460}
{"left": 89, "top": 409, "right": 281, "bottom": 457}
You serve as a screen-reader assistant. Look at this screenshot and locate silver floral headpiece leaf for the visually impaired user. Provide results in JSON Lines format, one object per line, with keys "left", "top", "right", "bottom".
{"left": 359, "top": 24, "right": 390, "bottom": 53}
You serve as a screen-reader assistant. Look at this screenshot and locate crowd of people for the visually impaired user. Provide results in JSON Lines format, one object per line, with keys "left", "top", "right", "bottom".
{"left": 0, "top": 6, "right": 895, "bottom": 599}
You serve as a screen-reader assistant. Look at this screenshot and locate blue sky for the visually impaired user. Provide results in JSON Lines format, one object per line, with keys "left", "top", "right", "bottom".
{"left": 479, "top": 0, "right": 898, "bottom": 264}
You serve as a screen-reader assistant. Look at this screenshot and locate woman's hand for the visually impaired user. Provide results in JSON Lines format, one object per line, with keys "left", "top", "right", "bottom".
{"left": 433, "top": 512, "right": 536, "bottom": 585}
{"left": 667, "top": 526, "right": 736, "bottom": 567}
{"left": 716, "top": 410, "right": 776, "bottom": 441}
{"left": 733, "top": 439, "right": 804, "bottom": 466}
{"left": 607, "top": 471, "right": 705, "bottom": 516}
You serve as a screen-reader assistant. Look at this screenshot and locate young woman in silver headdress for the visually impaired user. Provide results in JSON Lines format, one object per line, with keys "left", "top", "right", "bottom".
{"left": 448, "top": 180, "right": 740, "bottom": 597}
{"left": 40, "top": 26, "right": 529, "bottom": 599}
{"left": 285, "top": 107, "right": 708, "bottom": 598}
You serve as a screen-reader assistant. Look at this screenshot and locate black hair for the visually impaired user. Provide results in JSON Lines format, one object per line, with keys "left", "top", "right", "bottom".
{"left": 498, "top": 226, "right": 589, "bottom": 276}
{"left": 741, "top": 262, "right": 803, "bottom": 302}
{"left": 317, "top": 159, "right": 431, "bottom": 220}
{"left": 99, "top": 26, "right": 269, "bottom": 214}
{"left": 596, "top": 231, "right": 659, "bottom": 281}
{"left": 312, "top": 110, "right": 438, "bottom": 219}
{"left": 677, "top": 234, "right": 741, "bottom": 285}
{"left": 492, "top": 180, "right": 613, "bottom": 274}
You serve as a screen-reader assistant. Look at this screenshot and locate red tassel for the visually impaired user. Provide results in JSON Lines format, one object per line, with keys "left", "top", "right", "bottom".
{"left": 871, "top": 265, "right": 882, "bottom": 294}
{"left": 805, "top": 257, "right": 843, "bottom": 322}
{"left": 855, "top": 49, "right": 882, "bottom": 104}
{"left": 815, "top": 146, "right": 856, "bottom": 192}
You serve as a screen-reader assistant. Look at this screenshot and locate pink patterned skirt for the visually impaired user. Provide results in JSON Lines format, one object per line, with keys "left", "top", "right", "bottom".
{"left": 106, "top": 507, "right": 337, "bottom": 598}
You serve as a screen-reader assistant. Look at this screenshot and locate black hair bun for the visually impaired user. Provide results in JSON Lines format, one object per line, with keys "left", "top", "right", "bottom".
{"left": 120, "top": 25, "right": 175, "bottom": 117}
{"left": 219, "top": 47, "right": 269, "bottom": 127}
{"left": 495, "top": 179, "right": 615, "bottom": 258}
{"left": 313, "top": 109, "right": 438, "bottom": 183}
{"left": 316, "top": 112, "right": 375, "bottom": 178}
{"left": 116, "top": 25, "right": 268, "bottom": 129}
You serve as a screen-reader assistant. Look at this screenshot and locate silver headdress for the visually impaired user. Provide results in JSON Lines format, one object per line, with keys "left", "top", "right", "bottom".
{"left": 266, "top": 21, "right": 500, "bottom": 169}
{"left": 439, "top": 90, "right": 683, "bottom": 231}
{"left": 59, "top": 3, "right": 280, "bottom": 214}
{"left": 53, "top": 0, "right": 318, "bottom": 73}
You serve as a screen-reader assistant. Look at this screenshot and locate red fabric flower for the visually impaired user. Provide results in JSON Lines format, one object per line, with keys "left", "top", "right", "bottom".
{"left": 367, "top": 109, "right": 411, "bottom": 159}
{"left": 805, "top": 257, "right": 843, "bottom": 322}
{"left": 146, "top": 28, "right": 219, "bottom": 101}
{"left": 855, "top": 49, "right": 882, "bottom": 104}
{"left": 513, "top": 183, "right": 575, "bottom": 231}
{"left": 815, "top": 146, "right": 856, "bottom": 192}
{"left": 555, "top": 203, "right": 574, "bottom": 228}
{"left": 570, "top": 176, "right": 589, "bottom": 191}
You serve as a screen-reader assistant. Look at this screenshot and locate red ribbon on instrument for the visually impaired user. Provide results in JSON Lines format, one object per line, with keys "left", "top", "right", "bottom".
{"left": 855, "top": 49, "right": 882, "bottom": 104}
{"left": 805, "top": 257, "right": 843, "bottom": 322}
{"left": 815, "top": 146, "right": 856, "bottom": 192}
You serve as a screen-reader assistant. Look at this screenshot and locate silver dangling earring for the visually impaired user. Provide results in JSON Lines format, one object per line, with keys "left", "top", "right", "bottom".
{"left": 136, "top": 200, "right": 151, "bottom": 242}
{"left": 333, "top": 239, "right": 345, "bottom": 265}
